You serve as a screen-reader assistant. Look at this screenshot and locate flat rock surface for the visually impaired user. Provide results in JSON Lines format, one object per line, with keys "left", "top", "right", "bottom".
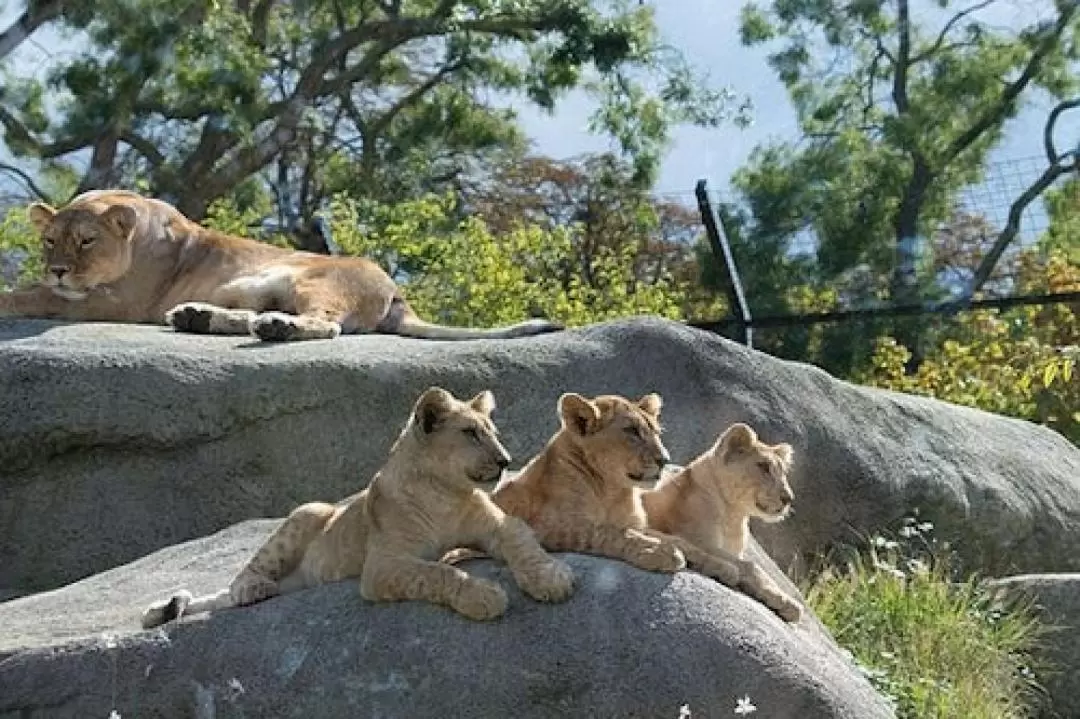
{"left": 2, "top": 316, "right": 1078, "bottom": 595}
{"left": 0, "top": 520, "right": 893, "bottom": 719}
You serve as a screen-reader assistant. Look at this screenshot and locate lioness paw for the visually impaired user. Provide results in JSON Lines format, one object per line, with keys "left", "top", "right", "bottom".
{"left": 166, "top": 302, "right": 217, "bottom": 334}
{"left": 637, "top": 542, "right": 686, "bottom": 573}
{"left": 141, "top": 590, "right": 193, "bottom": 629}
{"left": 518, "top": 559, "right": 575, "bottom": 603}
{"left": 451, "top": 578, "right": 508, "bottom": 621}
{"left": 773, "top": 596, "right": 803, "bottom": 623}
{"left": 252, "top": 312, "right": 341, "bottom": 342}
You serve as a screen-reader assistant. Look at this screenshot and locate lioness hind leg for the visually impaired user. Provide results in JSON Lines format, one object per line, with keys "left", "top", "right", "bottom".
{"left": 484, "top": 517, "right": 574, "bottom": 603}
{"left": 251, "top": 283, "right": 347, "bottom": 342}
{"left": 166, "top": 302, "right": 256, "bottom": 335}
{"left": 229, "top": 502, "right": 336, "bottom": 606}
{"left": 361, "top": 553, "right": 509, "bottom": 621}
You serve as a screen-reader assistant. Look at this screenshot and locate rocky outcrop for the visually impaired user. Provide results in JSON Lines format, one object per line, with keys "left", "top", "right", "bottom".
{"left": 987, "top": 574, "right": 1080, "bottom": 718}
{"left": 0, "top": 520, "right": 894, "bottom": 719}
{"left": 2, "top": 316, "right": 1078, "bottom": 596}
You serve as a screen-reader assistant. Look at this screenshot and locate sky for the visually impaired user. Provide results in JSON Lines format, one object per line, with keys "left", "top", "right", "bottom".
{"left": 1, "top": 0, "right": 1077, "bottom": 230}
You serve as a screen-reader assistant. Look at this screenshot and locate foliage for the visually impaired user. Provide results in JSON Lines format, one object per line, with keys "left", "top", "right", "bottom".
{"left": 0, "top": 206, "right": 40, "bottom": 289}
{"left": 734, "top": 0, "right": 1080, "bottom": 306}
{"left": 859, "top": 249, "right": 1079, "bottom": 444}
{"left": 330, "top": 193, "right": 691, "bottom": 327}
{"left": 1041, "top": 178, "right": 1080, "bottom": 264}
{"left": 805, "top": 517, "right": 1048, "bottom": 719}
{"left": 0, "top": 0, "right": 744, "bottom": 224}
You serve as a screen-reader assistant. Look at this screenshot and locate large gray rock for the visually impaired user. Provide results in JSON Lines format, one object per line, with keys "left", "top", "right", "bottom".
{"left": 2, "top": 316, "right": 1079, "bottom": 596}
{"left": 0, "top": 519, "right": 894, "bottom": 719}
{"left": 986, "top": 574, "right": 1080, "bottom": 719}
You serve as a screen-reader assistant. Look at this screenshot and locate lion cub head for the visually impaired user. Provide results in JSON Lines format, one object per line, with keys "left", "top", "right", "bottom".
{"left": 27, "top": 201, "right": 138, "bottom": 298}
{"left": 709, "top": 423, "right": 795, "bottom": 523}
{"left": 407, "top": 386, "right": 512, "bottom": 485}
{"left": 557, "top": 392, "right": 671, "bottom": 483}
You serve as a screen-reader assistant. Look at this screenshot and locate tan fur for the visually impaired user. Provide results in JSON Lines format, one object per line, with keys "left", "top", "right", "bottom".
{"left": 3, "top": 190, "right": 561, "bottom": 341}
{"left": 453, "top": 393, "right": 802, "bottom": 623}
{"left": 141, "top": 387, "right": 574, "bottom": 628}
{"left": 642, "top": 423, "right": 796, "bottom": 559}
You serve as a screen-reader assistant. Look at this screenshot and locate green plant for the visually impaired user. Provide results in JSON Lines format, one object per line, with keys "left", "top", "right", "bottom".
{"left": 804, "top": 518, "right": 1048, "bottom": 719}
{"left": 0, "top": 205, "right": 41, "bottom": 289}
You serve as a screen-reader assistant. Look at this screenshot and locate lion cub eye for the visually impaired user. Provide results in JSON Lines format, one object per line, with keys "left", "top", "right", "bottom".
{"left": 623, "top": 425, "right": 641, "bottom": 438}
{"left": 463, "top": 428, "right": 480, "bottom": 442}
{"left": 80, "top": 236, "right": 97, "bottom": 248}
{"left": 757, "top": 460, "right": 772, "bottom": 474}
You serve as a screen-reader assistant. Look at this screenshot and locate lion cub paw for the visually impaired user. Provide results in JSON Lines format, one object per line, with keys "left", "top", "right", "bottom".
{"left": 773, "top": 596, "right": 804, "bottom": 624}
{"left": 637, "top": 542, "right": 687, "bottom": 573}
{"left": 518, "top": 559, "right": 575, "bottom": 603}
{"left": 451, "top": 578, "right": 509, "bottom": 621}
{"left": 229, "top": 570, "right": 279, "bottom": 606}
{"left": 252, "top": 312, "right": 342, "bottom": 342}
{"left": 141, "top": 590, "right": 193, "bottom": 629}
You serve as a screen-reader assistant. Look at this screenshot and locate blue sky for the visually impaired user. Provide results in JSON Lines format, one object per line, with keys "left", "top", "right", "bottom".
{"left": 1, "top": 0, "right": 1076, "bottom": 227}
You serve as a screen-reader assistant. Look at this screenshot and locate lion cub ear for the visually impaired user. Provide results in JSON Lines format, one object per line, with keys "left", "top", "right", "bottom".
{"left": 637, "top": 393, "right": 662, "bottom": 418}
{"left": 717, "top": 423, "right": 757, "bottom": 461}
{"left": 469, "top": 390, "right": 496, "bottom": 416}
{"left": 413, "top": 386, "right": 456, "bottom": 434}
{"left": 101, "top": 205, "right": 137, "bottom": 238}
{"left": 773, "top": 442, "right": 794, "bottom": 468}
{"left": 27, "top": 203, "right": 57, "bottom": 234}
{"left": 558, "top": 393, "right": 601, "bottom": 436}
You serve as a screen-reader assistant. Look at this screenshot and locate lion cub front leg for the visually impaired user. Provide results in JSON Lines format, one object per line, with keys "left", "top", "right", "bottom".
{"left": 231, "top": 502, "right": 336, "bottom": 606}
{"left": 481, "top": 516, "right": 575, "bottom": 603}
{"left": 540, "top": 523, "right": 687, "bottom": 574}
{"left": 360, "top": 552, "right": 509, "bottom": 621}
{"left": 644, "top": 529, "right": 802, "bottom": 623}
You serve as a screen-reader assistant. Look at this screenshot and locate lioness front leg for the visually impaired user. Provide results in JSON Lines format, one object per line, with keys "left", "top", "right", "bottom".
{"left": 360, "top": 552, "right": 508, "bottom": 621}
{"left": 643, "top": 529, "right": 802, "bottom": 623}
{"left": 0, "top": 286, "right": 124, "bottom": 321}
{"left": 480, "top": 516, "right": 575, "bottom": 603}
{"left": 166, "top": 302, "right": 257, "bottom": 335}
{"left": 539, "top": 523, "right": 687, "bottom": 574}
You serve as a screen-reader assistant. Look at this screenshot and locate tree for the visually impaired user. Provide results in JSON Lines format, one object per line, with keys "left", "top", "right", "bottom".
{"left": 736, "top": 0, "right": 1080, "bottom": 306}
{"left": 0, "top": 0, "right": 744, "bottom": 226}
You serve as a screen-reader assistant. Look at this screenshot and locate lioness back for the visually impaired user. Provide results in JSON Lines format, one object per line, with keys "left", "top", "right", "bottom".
{"left": 4, "top": 190, "right": 562, "bottom": 342}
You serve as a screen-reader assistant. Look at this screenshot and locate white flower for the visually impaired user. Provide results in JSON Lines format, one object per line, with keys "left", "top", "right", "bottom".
{"left": 678, "top": 703, "right": 692, "bottom": 719}
{"left": 898, "top": 526, "right": 917, "bottom": 538}
{"left": 734, "top": 696, "right": 757, "bottom": 715}
{"left": 101, "top": 633, "right": 118, "bottom": 650}
{"left": 108, "top": 711, "right": 122, "bottom": 719}
{"left": 917, "top": 521, "right": 934, "bottom": 533}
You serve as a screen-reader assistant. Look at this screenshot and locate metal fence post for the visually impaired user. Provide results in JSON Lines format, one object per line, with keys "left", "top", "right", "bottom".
{"left": 695, "top": 179, "right": 754, "bottom": 347}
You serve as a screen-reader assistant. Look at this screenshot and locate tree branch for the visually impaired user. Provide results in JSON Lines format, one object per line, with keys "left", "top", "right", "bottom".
{"left": 912, "top": 0, "right": 998, "bottom": 64}
{"left": 942, "top": 3, "right": 1078, "bottom": 165}
{"left": 0, "top": 0, "right": 65, "bottom": 61}
{"left": 0, "top": 161, "right": 54, "bottom": 204}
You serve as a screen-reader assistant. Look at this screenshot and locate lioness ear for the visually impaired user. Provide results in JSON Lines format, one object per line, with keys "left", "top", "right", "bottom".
{"left": 773, "top": 443, "right": 794, "bottom": 468}
{"left": 469, "top": 390, "right": 496, "bottom": 416}
{"left": 637, "top": 393, "right": 662, "bottom": 418}
{"left": 100, "top": 205, "right": 137, "bottom": 238}
{"left": 718, "top": 423, "right": 757, "bottom": 461}
{"left": 413, "top": 386, "right": 455, "bottom": 434}
{"left": 558, "top": 393, "right": 601, "bottom": 436}
{"left": 27, "top": 203, "right": 57, "bottom": 234}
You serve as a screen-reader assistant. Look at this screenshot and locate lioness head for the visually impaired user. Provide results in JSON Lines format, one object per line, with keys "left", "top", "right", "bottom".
{"left": 409, "top": 386, "right": 512, "bottom": 484}
{"left": 27, "top": 201, "right": 138, "bottom": 298}
{"left": 557, "top": 392, "right": 671, "bottom": 483}
{"left": 711, "top": 423, "right": 795, "bottom": 523}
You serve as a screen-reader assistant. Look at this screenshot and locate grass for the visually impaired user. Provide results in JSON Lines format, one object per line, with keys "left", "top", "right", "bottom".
{"left": 802, "top": 517, "right": 1049, "bottom": 719}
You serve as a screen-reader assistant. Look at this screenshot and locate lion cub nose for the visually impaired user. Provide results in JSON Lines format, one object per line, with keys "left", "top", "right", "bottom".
{"left": 496, "top": 453, "right": 511, "bottom": 470}
{"left": 779, "top": 488, "right": 794, "bottom": 506}
{"left": 49, "top": 265, "right": 72, "bottom": 279}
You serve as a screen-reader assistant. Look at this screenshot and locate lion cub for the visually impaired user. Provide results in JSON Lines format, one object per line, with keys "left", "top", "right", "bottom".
{"left": 486, "top": 392, "right": 802, "bottom": 622}
{"left": 642, "top": 423, "right": 796, "bottom": 559}
{"left": 141, "top": 387, "right": 574, "bottom": 628}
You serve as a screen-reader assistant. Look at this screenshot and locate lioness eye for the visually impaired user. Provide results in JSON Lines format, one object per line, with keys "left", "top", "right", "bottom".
{"left": 757, "top": 460, "right": 772, "bottom": 473}
{"left": 80, "top": 237, "right": 96, "bottom": 248}
{"left": 463, "top": 428, "right": 480, "bottom": 441}
{"left": 623, "top": 425, "right": 641, "bottom": 438}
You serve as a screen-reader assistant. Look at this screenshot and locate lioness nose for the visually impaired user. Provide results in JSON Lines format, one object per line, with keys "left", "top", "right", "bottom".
{"left": 49, "top": 265, "right": 71, "bottom": 278}
{"left": 780, "top": 488, "right": 794, "bottom": 505}
{"left": 496, "top": 453, "right": 511, "bottom": 469}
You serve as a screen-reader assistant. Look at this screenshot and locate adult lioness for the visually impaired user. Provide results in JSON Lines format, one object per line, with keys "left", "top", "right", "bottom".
{"left": 472, "top": 392, "right": 802, "bottom": 623}
{"left": 141, "top": 386, "right": 574, "bottom": 627}
{"left": 1, "top": 190, "right": 560, "bottom": 342}
{"left": 643, "top": 423, "right": 796, "bottom": 559}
